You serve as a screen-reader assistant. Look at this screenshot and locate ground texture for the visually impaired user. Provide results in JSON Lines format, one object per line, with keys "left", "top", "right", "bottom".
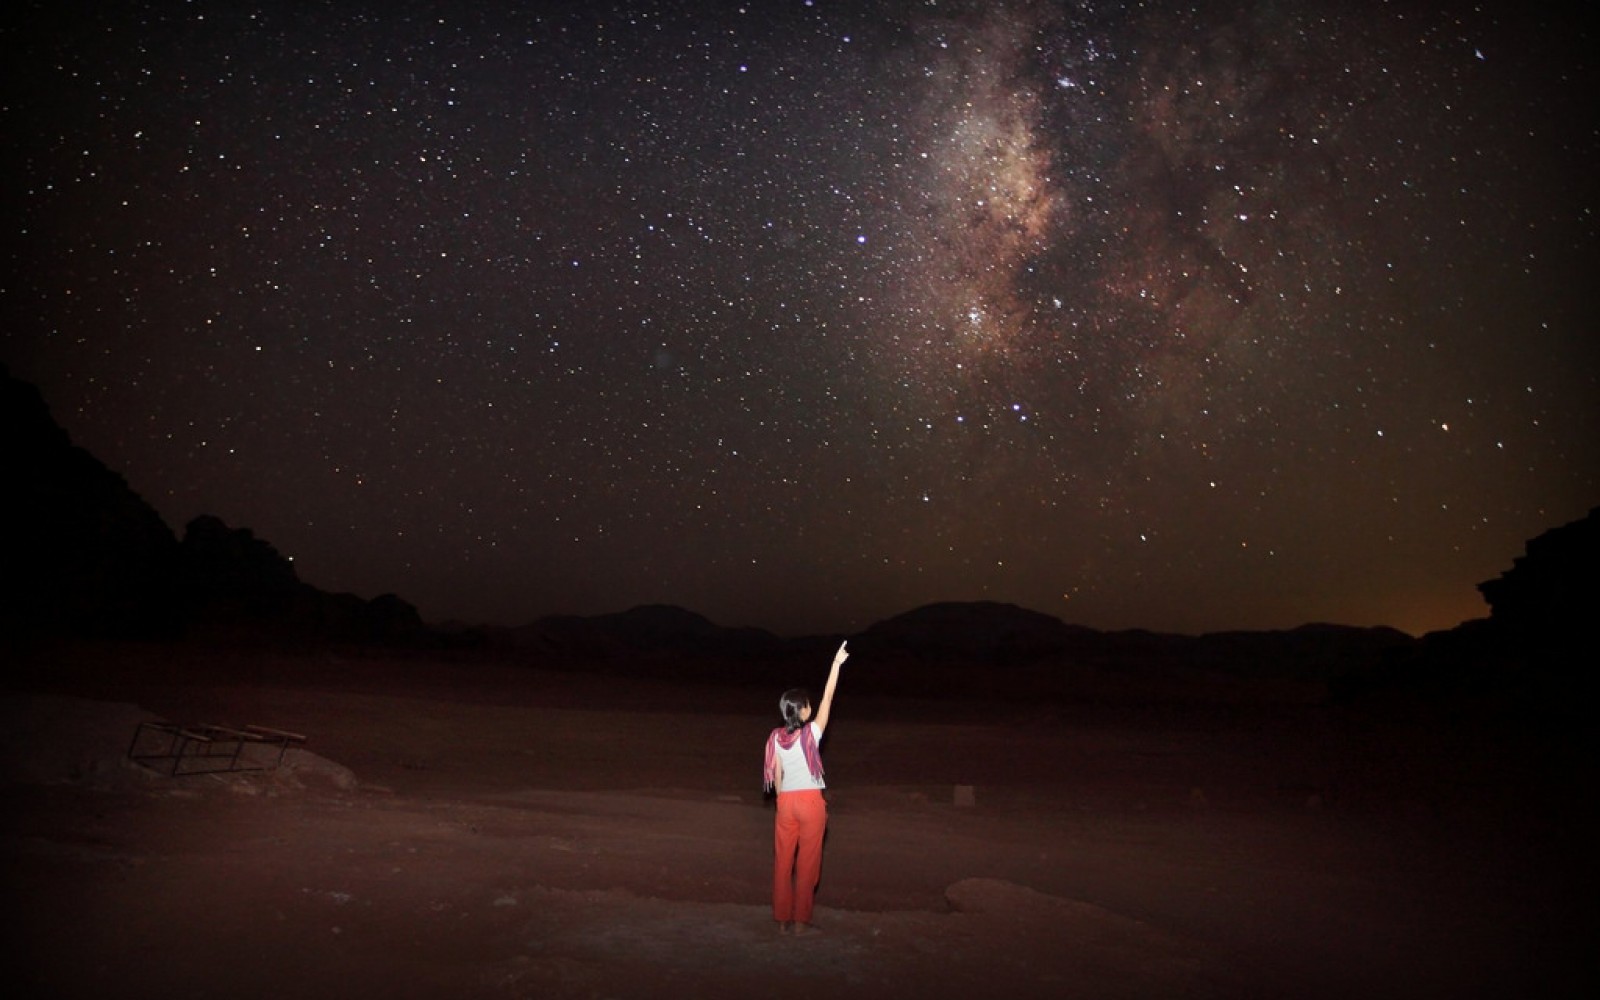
{"left": 1, "top": 644, "right": 1591, "bottom": 998}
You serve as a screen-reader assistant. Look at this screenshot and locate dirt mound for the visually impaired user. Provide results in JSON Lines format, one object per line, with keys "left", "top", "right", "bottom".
{"left": 0, "top": 694, "right": 159, "bottom": 788}
{"left": 0, "top": 694, "right": 354, "bottom": 793}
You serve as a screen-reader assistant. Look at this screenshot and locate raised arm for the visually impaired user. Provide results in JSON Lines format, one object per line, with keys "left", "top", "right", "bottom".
{"left": 811, "top": 640, "right": 849, "bottom": 737}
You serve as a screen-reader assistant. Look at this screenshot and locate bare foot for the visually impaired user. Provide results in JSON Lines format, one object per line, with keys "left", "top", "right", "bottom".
{"left": 778, "top": 920, "right": 794, "bottom": 935}
{"left": 792, "top": 922, "right": 820, "bottom": 936}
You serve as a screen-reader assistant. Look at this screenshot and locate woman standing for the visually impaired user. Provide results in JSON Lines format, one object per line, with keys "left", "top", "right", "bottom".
{"left": 763, "top": 639, "right": 849, "bottom": 935}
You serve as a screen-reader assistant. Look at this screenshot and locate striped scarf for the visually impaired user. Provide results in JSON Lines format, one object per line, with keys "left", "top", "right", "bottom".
{"left": 763, "top": 723, "right": 824, "bottom": 792}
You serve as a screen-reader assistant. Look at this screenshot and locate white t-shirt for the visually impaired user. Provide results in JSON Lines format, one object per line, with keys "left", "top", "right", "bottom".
{"left": 775, "top": 722, "right": 825, "bottom": 793}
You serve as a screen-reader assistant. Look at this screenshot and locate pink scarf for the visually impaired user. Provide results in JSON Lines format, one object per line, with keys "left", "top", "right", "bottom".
{"left": 763, "top": 724, "right": 824, "bottom": 792}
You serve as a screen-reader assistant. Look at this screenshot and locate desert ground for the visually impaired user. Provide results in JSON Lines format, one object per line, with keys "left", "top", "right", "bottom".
{"left": 1, "top": 640, "right": 1591, "bottom": 999}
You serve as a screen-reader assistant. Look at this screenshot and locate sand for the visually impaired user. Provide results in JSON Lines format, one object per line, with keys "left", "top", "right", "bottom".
{"left": 1, "top": 641, "right": 1590, "bottom": 998}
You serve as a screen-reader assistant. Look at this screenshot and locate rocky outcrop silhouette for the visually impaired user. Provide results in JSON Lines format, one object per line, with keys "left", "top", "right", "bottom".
{"left": 179, "top": 514, "right": 423, "bottom": 642}
{"left": 2, "top": 366, "right": 422, "bottom": 644}
{"left": 181, "top": 515, "right": 303, "bottom": 621}
{"left": 1477, "top": 506, "right": 1598, "bottom": 660}
{"left": 1336, "top": 509, "right": 1597, "bottom": 704}
{"left": 4, "top": 365, "right": 183, "bottom": 637}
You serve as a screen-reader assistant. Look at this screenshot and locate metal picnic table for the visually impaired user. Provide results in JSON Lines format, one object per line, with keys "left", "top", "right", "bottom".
{"left": 128, "top": 721, "right": 306, "bottom": 776}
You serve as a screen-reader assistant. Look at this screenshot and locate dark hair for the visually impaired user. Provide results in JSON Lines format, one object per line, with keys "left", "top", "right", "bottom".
{"left": 778, "top": 688, "right": 811, "bottom": 733}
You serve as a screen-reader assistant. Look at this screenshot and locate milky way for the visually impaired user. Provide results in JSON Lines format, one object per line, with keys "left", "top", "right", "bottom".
{"left": 4, "top": 0, "right": 1596, "bottom": 635}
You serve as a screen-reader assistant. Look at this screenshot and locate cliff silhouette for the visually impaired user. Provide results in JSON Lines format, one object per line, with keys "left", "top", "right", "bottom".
{"left": 1478, "top": 505, "right": 1598, "bottom": 661}
{"left": 3, "top": 365, "right": 422, "bottom": 644}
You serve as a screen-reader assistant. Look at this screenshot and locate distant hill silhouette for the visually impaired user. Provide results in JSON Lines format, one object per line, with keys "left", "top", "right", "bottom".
{"left": 859, "top": 601, "right": 1099, "bottom": 663}
{"left": 464, "top": 597, "right": 1415, "bottom": 704}
{"left": 2, "top": 365, "right": 422, "bottom": 644}
{"left": 474, "top": 513, "right": 1596, "bottom": 706}
{"left": 9, "top": 365, "right": 1596, "bottom": 703}
{"left": 836, "top": 601, "right": 1417, "bottom": 703}
{"left": 513, "top": 603, "right": 782, "bottom": 660}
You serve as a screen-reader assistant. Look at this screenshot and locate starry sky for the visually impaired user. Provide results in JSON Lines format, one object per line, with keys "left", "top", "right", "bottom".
{"left": 4, "top": 0, "right": 1596, "bottom": 637}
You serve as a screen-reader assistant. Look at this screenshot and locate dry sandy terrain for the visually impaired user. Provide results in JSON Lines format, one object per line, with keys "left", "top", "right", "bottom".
{"left": 1, "top": 641, "right": 1591, "bottom": 999}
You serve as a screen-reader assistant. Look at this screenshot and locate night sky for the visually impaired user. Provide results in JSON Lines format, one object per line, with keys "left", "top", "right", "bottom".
{"left": 4, "top": 1, "right": 1596, "bottom": 637}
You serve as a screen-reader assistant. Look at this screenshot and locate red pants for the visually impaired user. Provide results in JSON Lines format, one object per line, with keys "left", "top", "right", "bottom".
{"left": 772, "top": 789, "right": 828, "bottom": 923}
